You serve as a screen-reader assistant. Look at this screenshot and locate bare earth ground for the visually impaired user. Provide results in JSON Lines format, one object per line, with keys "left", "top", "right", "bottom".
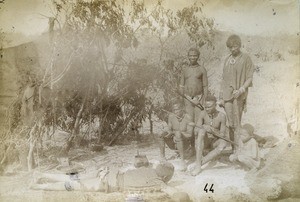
{"left": 0, "top": 56, "right": 299, "bottom": 201}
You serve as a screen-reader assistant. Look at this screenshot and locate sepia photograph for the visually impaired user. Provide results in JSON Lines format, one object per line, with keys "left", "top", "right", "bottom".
{"left": 0, "top": 0, "right": 299, "bottom": 201}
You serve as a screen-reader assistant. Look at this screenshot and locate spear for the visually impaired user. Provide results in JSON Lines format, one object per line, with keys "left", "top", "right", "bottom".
{"left": 188, "top": 122, "right": 238, "bottom": 146}
{"left": 161, "top": 109, "right": 237, "bottom": 146}
{"left": 172, "top": 89, "right": 204, "bottom": 110}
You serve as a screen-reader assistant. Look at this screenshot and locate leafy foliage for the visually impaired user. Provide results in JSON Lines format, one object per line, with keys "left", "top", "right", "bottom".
{"left": 10, "top": 0, "right": 216, "bottom": 149}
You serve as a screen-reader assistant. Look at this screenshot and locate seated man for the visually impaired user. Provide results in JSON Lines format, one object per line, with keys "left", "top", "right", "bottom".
{"left": 30, "top": 162, "right": 175, "bottom": 193}
{"left": 229, "top": 127, "right": 260, "bottom": 171}
{"left": 191, "top": 95, "right": 228, "bottom": 176}
{"left": 157, "top": 102, "right": 194, "bottom": 171}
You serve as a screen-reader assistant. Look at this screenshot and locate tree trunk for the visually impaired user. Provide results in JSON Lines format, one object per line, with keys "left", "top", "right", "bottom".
{"left": 63, "top": 97, "right": 86, "bottom": 154}
{"left": 27, "top": 138, "right": 36, "bottom": 171}
{"left": 108, "top": 112, "right": 137, "bottom": 146}
{"left": 27, "top": 123, "right": 38, "bottom": 171}
{"left": 149, "top": 111, "right": 153, "bottom": 134}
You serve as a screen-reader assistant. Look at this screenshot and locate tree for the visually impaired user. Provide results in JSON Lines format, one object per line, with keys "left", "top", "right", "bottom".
{"left": 9, "top": 0, "right": 216, "bottom": 155}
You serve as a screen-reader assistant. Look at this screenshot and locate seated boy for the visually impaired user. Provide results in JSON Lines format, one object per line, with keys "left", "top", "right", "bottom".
{"left": 157, "top": 102, "right": 194, "bottom": 171}
{"left": 229, "top": 127, "right": 260, "bottom": 170}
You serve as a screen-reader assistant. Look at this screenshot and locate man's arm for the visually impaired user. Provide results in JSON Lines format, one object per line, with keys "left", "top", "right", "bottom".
{"left": 218, "top": 113, "right": 227, "bottom": 137}
{"left": 219, "top": 56, "right": 229, "bottom": 102}
{"left": 179, "top": 70, "right": 185, "bottom": 95}
{"left": 236, "top": 56, "right": 255, "bottom": 97}
{"left": 249, "top": 138, "right": 259, "bottom": 159}
{"left": 202, "top": 67, "right": 208, "bottom": 105}
{"left": 167, "top": 115, "right": 174, "bottom": 136}
{"left": 242, "top": 56, "right": 255, "bottom": 90}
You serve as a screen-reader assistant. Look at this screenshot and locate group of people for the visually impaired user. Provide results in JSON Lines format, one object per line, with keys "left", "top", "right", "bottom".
{"left": 30, "top": 34, "right": 260, "bottom": 196}
{"left": 158, "top": 34, "right": 260, "bottom": 176}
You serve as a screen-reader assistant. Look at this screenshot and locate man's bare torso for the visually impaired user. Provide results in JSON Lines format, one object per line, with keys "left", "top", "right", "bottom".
{"left": 168, "top": 114, "right": 192, "bottom": 132}
{"left": 200, "top": 111, "right": 224, "bottom": 130}
{"left": 182, "top": 65, "right": 207, "bottom": 97}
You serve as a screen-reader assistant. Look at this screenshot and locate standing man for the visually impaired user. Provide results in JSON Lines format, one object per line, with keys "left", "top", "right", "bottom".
{"left": 191, "top": 95, "right": 227, "bottom": 176}
{"left": 219, "top": 35, "right": 255, "bottom": 151}
{"left": 179, "top": 48, "right": 208, "bottom": 124}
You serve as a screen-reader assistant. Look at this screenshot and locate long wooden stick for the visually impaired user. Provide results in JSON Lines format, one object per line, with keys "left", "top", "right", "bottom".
{"left": 161, "top": 109, "right": 181, "bottom": 119}
{"left": 161, "top": 109, "right": 237, "bottom": 146}
{"left": 192, "top": 124, "right": 238, "bottom": 146}
{"left": 173, "top": 90, "right": 204, "bottom": 110}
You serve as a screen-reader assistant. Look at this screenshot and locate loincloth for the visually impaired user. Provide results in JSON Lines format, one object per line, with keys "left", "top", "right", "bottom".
{"left": 185, "top": 94, "right": 203, "bottom": 104}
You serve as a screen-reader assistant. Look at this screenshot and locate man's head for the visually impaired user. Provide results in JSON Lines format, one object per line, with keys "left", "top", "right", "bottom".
{"left": 187, "top": 48, "right": 200, "bottom": 65}
{"left": 226, "top": 35, "right": 241, "bottom": 57}
{"left": 205, "top": 95, "right": 217, "bottom": 114}
{"left": 172, "top": 102, "right": 184, "bottom": 117}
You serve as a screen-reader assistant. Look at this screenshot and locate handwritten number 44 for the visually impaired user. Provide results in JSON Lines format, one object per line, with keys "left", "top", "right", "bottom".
{"left": 204, "top": 183, "right": 214, "bottom": 193}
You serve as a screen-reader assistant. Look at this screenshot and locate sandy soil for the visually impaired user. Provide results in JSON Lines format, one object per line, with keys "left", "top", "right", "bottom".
{"left": 0, "top": 55, "right": 299, "bottom": 202}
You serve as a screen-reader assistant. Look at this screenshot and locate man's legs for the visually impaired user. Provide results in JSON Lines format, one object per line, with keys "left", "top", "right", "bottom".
{"left": 35, "top": 172, "right": 70, "bottom": 182}
{"left": 31, "top": 180, "right": 81, "bottom": 191}
{"left": 185, "top": 99, "right": 203, "bottom": 152}
{"left": 184, "top": 99, "right": 195, "bottom": 121}
{"left": 224, "top": 101, "right": 235, "bottom": 150}
{"left": 224, "top": 99, "right": 244, "bottom": 151}
{"left": 157, "top": 132, "right": 177, "bottom": 161}
{"left": 191, "top": 129, "right": 205, "bottom": 176}
{"left": 30, "top": 181, "right": 66, "bottom": 191}
{"left": 174, "top": 131, "right": 187, "bottom": 171}
{"left": 30, "top": 172, "right": 81, "bottom": 191}
{"left": 232, "top": 98, "right": 245, "bottom": 149}
{"left": 202, "top": 139, "right": 227, "bottom": 165}
{"left": 194, "top": 106, "right": 202, "bottom": 125}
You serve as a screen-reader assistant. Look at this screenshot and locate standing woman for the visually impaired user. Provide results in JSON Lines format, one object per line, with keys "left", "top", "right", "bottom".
{"left": 219, "top": 35, "right": 255, "bottom": 151}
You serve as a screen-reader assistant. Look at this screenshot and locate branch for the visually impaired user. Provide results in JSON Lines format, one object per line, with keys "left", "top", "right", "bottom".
{"left": 62, "top": 91, "right": 88, "bottom": 153}
{"left": 43, "top": 49, "right": 76, "bottom": 88}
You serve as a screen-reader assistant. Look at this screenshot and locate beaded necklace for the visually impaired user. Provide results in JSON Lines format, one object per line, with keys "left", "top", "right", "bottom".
{"left": 229, "top": 53, "right": 242, "bottom": 65}
{"left": 208, "top": 111, "right": 217, "bottom": 126}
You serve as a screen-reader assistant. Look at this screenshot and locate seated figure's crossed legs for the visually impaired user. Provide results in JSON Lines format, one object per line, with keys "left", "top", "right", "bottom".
{"left": 192, "top": 129, "right": 227, "bottom": 175}
{"left": 202, "top": 139, "right": 227, "bottom": 165}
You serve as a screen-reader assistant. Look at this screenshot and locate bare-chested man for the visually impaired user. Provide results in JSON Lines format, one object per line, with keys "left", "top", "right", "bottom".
{"left": 180, "top": 48, "right": 208, "bottom": 123}
{"left": 191, "top": 95, "right": 227, "bottom": 176}
{"left": 157, "top": 102, "right": 194, "bottom": 171}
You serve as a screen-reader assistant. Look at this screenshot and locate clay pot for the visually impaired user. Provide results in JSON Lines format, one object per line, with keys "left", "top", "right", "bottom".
{"left": 134, "top": 155, "right": 149, "bottom": 168}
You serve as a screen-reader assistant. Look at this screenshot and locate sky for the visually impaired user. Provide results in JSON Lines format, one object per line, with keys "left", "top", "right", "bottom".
{"left": 0, "top": 0, "right": 299, "bottom": 47}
